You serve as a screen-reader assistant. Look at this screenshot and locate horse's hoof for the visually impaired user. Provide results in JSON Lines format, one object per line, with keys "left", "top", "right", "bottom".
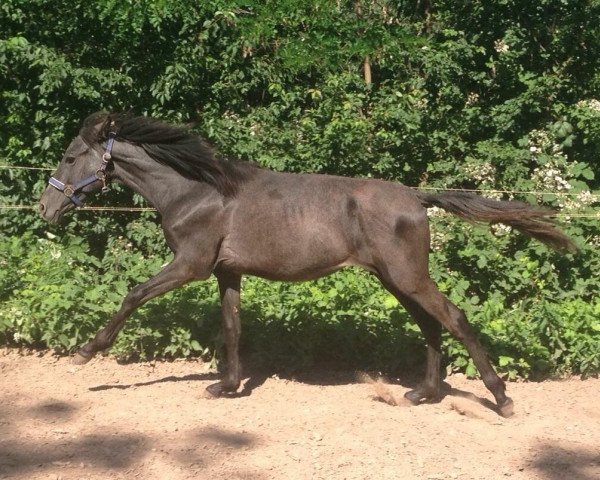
{"left": 404, "top": 388, "right": 440, "bottom": 405}
{"left": 204, "top": 382, "right": 224, "bottom": 398}
{"left": 72, "top": 352, "right": 92, "bottom": 365}
{"left": 404, "top": 389, "right": 423, "bottom": 404}
{"left": 204, "top": 381, "right": 239, "bottom": 398}
{"left": 498, "top": 397, "right": 514, "bottom": 418}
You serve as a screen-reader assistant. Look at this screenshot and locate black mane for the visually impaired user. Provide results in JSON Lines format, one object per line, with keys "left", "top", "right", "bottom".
{"left": 81, "top": 112, "right": 256, "bottom": 196}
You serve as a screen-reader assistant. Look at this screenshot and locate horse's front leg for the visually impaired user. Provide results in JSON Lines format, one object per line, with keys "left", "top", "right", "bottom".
{"left": 205, "top": 271, "right": 242, "bottom": 397}
{"left": 74, "top": 256, "right": 198, "bottom": 364}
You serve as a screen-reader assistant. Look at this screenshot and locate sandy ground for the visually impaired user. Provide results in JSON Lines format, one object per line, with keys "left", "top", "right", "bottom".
{"left": 0, "top": 348, "right": 598, "bottom": 480}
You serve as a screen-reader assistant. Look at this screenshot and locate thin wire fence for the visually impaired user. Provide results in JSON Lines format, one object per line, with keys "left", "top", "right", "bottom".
{"left": 0, "top": 164, "right": 54, "bottom": 171}
{"left": 1, "top": 203, "right": 598, "bottom": 218}
{"left": 415, "top": 185, "right": 600, "bottom": 199}
{"left": 0, "top": 204, "right": 157, "bottom": 212}
{"left": 1, "top": 164, "right": 599, "bottom": 217}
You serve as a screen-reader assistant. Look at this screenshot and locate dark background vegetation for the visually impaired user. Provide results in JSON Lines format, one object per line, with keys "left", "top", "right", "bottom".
{"left": 1, "top": 0, "right": 599, "bottom": 379}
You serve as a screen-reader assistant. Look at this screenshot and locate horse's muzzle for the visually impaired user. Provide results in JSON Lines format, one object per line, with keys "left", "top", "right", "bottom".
{"left": 38, "top": 190, "right": 73, "bottom": 224}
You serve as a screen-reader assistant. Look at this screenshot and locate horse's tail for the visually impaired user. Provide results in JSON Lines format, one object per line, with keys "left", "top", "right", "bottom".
{"left": 415, "top": 190, "right": 577, "bottom": 253}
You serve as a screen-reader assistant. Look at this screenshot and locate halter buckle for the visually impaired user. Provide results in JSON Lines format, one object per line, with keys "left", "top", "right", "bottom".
{"left": 63, "top": 185, "right": 75, "bottom": 198}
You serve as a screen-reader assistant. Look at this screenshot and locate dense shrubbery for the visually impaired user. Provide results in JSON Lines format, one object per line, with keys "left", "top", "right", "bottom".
{"left": 1, "top": 1, "right": 599, "bottom": 377}
{"left": 1, "top": 221, "right": 599, "bottom": 378}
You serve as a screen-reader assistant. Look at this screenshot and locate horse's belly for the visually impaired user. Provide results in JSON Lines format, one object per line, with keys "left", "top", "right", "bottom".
{"left": 216, "top": 234, "right": 353, "bottom": 281}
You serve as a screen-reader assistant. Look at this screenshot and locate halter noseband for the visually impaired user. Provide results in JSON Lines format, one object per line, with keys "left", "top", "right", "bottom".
{"left": 48, "top": 132, "right": 116, "bottom": 206}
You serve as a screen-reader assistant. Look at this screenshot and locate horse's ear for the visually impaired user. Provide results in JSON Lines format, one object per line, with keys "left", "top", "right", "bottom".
{"left": 101, "top": 116, "right": 118, "bottom": 138}
{"left": 102, "top": 111, "right": 135, "bottom": 140}
{"left": 80, "top": 111, "right": 110, "bottom": 145}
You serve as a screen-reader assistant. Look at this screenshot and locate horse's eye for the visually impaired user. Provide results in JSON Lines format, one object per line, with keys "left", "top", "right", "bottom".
{"left": 65, "top": 156, "right": 76, "bottom": 164}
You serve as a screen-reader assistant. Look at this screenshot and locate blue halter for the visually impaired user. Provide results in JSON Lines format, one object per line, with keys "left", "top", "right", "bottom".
{"left": 48, "top": 132, "right": 116, "bottom": 206}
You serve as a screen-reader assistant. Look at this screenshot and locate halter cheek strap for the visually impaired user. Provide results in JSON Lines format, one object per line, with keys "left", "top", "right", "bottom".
{"left": 48, "top": 132, "right": 116, "bottom": 206}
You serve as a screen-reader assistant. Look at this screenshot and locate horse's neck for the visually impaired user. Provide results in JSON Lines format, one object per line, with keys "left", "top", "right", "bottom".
{"left": 112, "top": 153, "right": 216, "bottom": 215}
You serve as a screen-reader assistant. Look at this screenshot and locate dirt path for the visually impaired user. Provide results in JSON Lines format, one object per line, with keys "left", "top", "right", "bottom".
{"left": 0, "top": 349, "right": 598, "bottom": 480}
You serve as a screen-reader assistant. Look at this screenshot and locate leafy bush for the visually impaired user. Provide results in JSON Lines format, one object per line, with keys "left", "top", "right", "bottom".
{"left": 1, "top": 227, "right": 598, "bottom": 378}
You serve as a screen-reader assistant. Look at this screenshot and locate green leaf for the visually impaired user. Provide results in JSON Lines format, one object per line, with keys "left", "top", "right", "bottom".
{"left": 498, "top": 356, "right": 513, "bottom": 367}
{"left": 465, "top": 361, "right": 478, "bottom": 379}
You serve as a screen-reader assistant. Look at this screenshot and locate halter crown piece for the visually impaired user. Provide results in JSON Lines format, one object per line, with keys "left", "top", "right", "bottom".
{"left": 48, "top": 131, "right": 116, "bottom": 206}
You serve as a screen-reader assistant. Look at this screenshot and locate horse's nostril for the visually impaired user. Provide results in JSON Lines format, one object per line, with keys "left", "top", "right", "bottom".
{"left": 39, "top": 203, "right": 46, "bottom": 213}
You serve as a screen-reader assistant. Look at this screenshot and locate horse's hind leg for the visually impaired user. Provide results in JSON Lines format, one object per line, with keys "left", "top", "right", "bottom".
{"left": 416, "top": 282, "right": 512, "bottom": 416}
{"left": 395, "top": 297, "right": 443, "bottom": 404}
{"left": 205, "top": 271, "right": 242, "bottom": 397}
{"left": 384, "top": 276, "right": 513, "bottom": 417}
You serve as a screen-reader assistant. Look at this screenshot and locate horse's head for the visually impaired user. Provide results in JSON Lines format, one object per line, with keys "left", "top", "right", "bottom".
{"left": 39, "top": 114, "right": 115, "bottom": 223}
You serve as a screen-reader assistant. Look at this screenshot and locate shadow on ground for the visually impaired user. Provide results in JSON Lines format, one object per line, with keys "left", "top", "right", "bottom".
{"left": 0, "top": 433, "right": 146, "bottom": 475}
{"left": 87, "top": 370, "right": 269, "bottom": 398}
{"left": 85, "top": 362, "right": 501, "bottom": 414}
{"left": 530, "top": 444, "right": 600, "bottom": 480}
{"left": 0, "top": 397, "right": 262, "bottom": 478}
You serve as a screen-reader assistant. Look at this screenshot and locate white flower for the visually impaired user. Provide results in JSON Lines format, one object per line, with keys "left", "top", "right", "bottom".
{"left": 577, "top": 190, "right": 595, "bottom": 205}
{"left": 491, "top": 223, "right": 512, "bottom": 236}
{"left": 577, "top": 99, "right": 600, "bottom": 112}
{"left": 532, "top": 162, "right": 573, "bottom": 193}
{"left": 466, "top": 92, "right": 479, "bottom": 105}
{"left": 563, "top": 190, "right": 598, "bottom": 211}
{"left": 427, "top": 206, "right": 444, "bottom": 218}
{"left": 494, "top": 39, "right": 509, "bottom": 53}
{"left": 528, "top": 129, "right": 553, "bottom": 151}
{"left": 463, "top": 162, "right": 496, "bottom": 183}
{"left": 429, "top": 228, "right": 447, "bottom": 252}
{"left": 483, "top": 190, "right": 503, "bottom": 200}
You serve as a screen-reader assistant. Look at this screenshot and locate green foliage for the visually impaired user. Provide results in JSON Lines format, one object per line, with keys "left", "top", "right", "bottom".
{"left": 1, "top": 230, "right": 598, "bottom": 378}
{"left": 1, "top": 0, "right": 599, "bottom": 377}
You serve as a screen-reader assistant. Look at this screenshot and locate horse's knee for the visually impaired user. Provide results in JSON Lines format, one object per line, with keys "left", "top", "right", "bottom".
{"left": 122, "top": 285, "right": 146, "bottom": 310}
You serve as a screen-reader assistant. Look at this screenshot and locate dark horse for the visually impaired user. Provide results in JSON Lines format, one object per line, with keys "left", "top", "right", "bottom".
{"left": 39, "top": 112, "right": 575, "bottom": 417}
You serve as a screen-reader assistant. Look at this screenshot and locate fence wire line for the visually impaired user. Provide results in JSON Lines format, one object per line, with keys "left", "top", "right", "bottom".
{"left": 1, "top": 163, "right": 599, "bottom": 216}
{"left": 2, "top": 163, "right": 599, "bottom": 200}
{"left": 1, "top": 203, "right": 598, "bottom": 218}
{"left": 0, "top": 204, "right": 157, "bottom": 212}
{"left": 414, "top": 185, "right": 600, "bottom": 199}
{"left": 0, "top": 164, "right": 54, "bottom": 171}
